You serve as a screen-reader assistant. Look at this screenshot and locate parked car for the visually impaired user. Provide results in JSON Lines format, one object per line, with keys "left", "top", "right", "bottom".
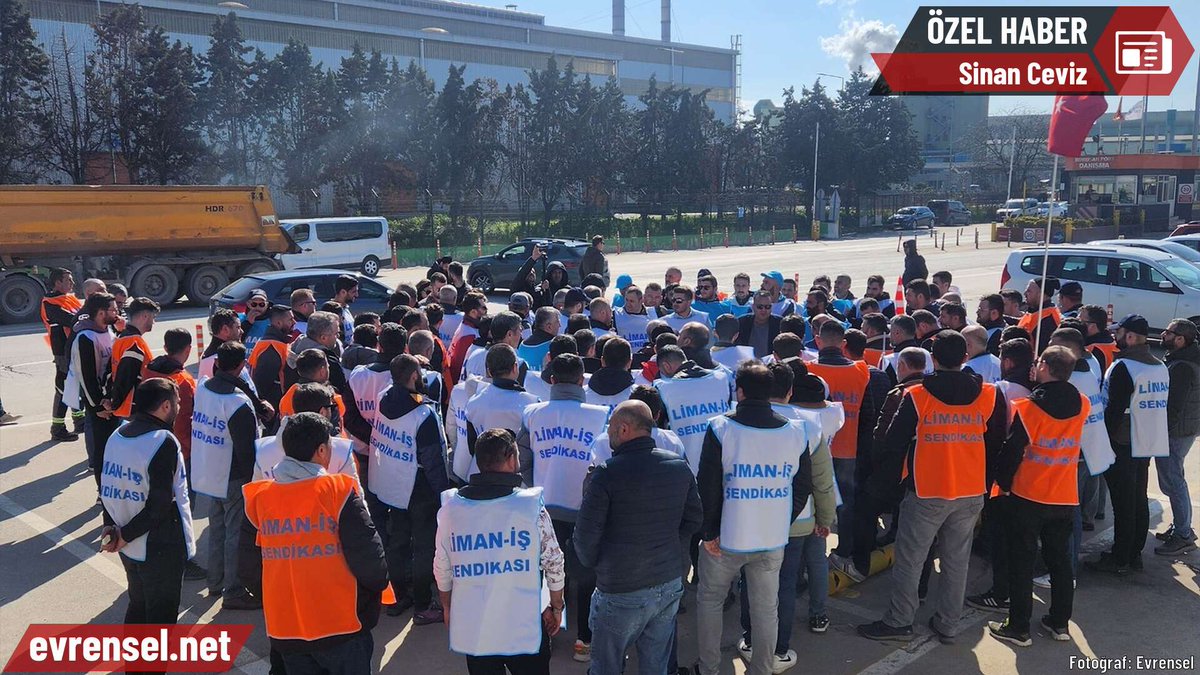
{"left": 209, "top": 269, "right": 393, "bottom": 317}
{"left": 466, "top": 238, "right": 590, "bottom": 293}
{"left": 1167, "top": 233, "right": 1200, "bottom": 255}
{"left": 1087, "top": 239, "right": 1200, "bottom": 266}
{"left": 1169, "top": 222, "right": 1200, "bottom": 237}
{"left": 886, "top": 206, "right": 936, "bottom": 230}
{"left": 995, "top": 198, "right": 1040, "bottom": 221}
{"left": 926, "top": 199, "right": 972, "bottom": 226}
{"left": 1001, "top": 245, "right": 1200, "bottom": 332}
{"left": 278, "top": 217, "right": 391, "bottom": 277}
{"left": 1036, "top": 201, "right": 1070, "bottom": 218}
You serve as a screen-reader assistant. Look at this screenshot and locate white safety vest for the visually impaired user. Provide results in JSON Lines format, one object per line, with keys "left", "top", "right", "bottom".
{"left": 437, "top": 487, "right": 543, "bottom": 657}
{"left": 197, "top": 356, "right": 258, "bottom": 393}
{"left": 190, "top": 385, "right": 256, "bottom": 498}
{"left": 100, "top": 427, "right": 196, "bottom": 562}
{"left": 439, "top": 313, "right": 464, "bottom": 345}
{"left": 728, "top": 297, "right": 752, "bottom": 318}
{"left": 1068, "top": 369, "right": 1116, "bottom": 475}
{"left": 662, "top": 310, "right": 709, "bottom": 334}
{"left": 1107, "top": 358, "right": 1170, "bottom": 458}
{"left": 370, "top": 393, "right": 438, "bottom": 509}
{"left": 775, "top": 403, "right": 844, "bottom": 512}
{"left": 585, "top": 385, "right": 633, "bottom": 414}
{"left": 522, "top": 373, "right": 552, "bottom": 401}
{"left": 348, "top": 366, "right": 392, "bottom": 428}
{"left": 964, "top": 353, "right": 1002, "bottom": 384}
{"left": 772, "top": 298, "right": 794, "bottom": 316}
{"left": 613, "top": 309, "right": 655, "bottom": 351}
{"left": 654, "top": 371, "right": 734, "bottom": 474}
{"left": 524, "top": 400, "right": 608, "bottom": 512}
{"left": 881, "top": 349, "right": 933, "bottom": 380}
{"left": 592, "top": 428, "right": 684, "bottom": 465}
{"left": 452, "top": 320, "right": 479, "bottom": 346}
{"left": 995, "top": 380, "right": 1032, "bottom": 429}
{"left": 709, "top": 415, "right": 806, "bottom": 553}
{"left": 711, "top": 346, "right": 756, "bottom": 372}
{"left": 463, "top": 345, "right": 488, "bottom": 381}
{"left": 458, "top": 385, "right": 539, "bottom": 481}
{"left": 64, "top": 327, "right": 114, "bottom": 410}
{"left": 447, "top": 379, "right": 481, "bottom": 452}
{"left": 254, "top": 417, "right": 359, "bottom": 481}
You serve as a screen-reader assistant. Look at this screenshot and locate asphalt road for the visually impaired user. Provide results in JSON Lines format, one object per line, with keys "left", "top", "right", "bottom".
{"left": 2, "top": 232, "right": 1197, "bottom": 674}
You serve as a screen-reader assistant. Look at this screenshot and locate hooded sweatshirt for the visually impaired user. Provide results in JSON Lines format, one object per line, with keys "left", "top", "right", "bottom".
{"left": 145, "top": 355, "right": 196, "bottom": 457}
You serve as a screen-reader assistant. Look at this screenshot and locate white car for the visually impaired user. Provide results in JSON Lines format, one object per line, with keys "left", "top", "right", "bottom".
{"left": 1168, "top": 233, "right": 1200, "bottom": 255}
{"left": 996, "top": 197, "right": 1040, "bottom": 221}
{"left": 1001, "top": 245, "right": 1200, "bottom": 331}
{"left": 1036, "top": 201, "right": 1069, "bottom": 218}
{"left": 278, "top": 217, "right": 391, "bottom": 277}
{"left": 1087, "top": 239, "right": 1200, "bottom": 267}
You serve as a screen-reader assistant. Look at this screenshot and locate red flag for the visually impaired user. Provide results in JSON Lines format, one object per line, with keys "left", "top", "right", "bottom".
{"left": 1047, "top": 95, "right": 1108, "bottom": 157}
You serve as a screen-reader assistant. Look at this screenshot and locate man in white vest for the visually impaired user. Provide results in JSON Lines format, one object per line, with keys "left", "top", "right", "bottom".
{"left": 1086, "top": 314, "right": 1170, "bottom": 575}
{"left": 254, "top": 382, "right": 358, "bottom": 481}
{"left": 693, "top": 362, "right": 813, "bottom": 675}
{"left": 613, "top": 284, "right": 658, "bottom": 352}
{"left": 190, "top": 341, "right": 260, "bottom": 609}
{"left": 66, "top": 292, "right": 119, "bottom": 489}
{"left": 662, "top": 285, "right": 709, "bottom": 334}
{"left": 518, "top": 353, "right": 609, "bottom": 663}
{"left": 460, "top": 344, "right": 540, "bottom": 484}
{"left": 711, "top": 314, "right": 756, "bottom": 372}
{"left": 585, "top": 337, "right": 635, "bottom": 413}
{"left": 434, "top": 428, "right": 566, "bottom": 674}
{"left": 654, "top": 346, "right": 734, "bottom": 475}
{"left": 962, "top": 325, "right": 1001, "bottom": 384}
{"left": 371, "top": 354, "right": 451, "bottom": 624}
{"left": 100, "top": 378, "right": 196, "bottom": 627}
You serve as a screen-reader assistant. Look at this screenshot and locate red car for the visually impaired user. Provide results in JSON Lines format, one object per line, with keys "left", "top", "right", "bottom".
{"left": 1170, "top": 222, "right": 1200, "bottom": 237}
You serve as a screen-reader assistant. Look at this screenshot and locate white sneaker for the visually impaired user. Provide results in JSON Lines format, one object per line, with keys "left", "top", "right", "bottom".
{"left": 572, "top": 640, "right": 590, "bottom": 663}
{"left": 736, "top": 638, "right": 752, "bottom": 662}
{"left": 1033, "top": 574, "right": 1076, "bottom": 589}
{"left": 772, "top": 649, "right": 798, "bottom": 674}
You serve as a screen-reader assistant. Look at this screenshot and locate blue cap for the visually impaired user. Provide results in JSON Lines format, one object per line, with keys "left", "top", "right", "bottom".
{"left": 616, "top": 274, "right": 633, "bottom": 290}
{"left": 761, "top": 270, "right": 785, "bottom": 285}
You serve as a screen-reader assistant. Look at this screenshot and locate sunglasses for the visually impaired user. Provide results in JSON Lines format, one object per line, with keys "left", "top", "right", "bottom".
{"left": 672, "top": 298, "right": 688, "bottom": 304}
{"left": 754, "top": 304, "right": 772, "bottom": 310}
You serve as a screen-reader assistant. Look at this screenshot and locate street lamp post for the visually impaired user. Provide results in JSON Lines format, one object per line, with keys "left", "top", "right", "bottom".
{"left": 420, "top": 26, "right": 448, "bottom": 70}
{"left": 816, "top": 72, "right": 845, "bottom": 93}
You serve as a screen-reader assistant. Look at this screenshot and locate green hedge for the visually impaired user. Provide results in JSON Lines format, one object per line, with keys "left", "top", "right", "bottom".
{"left": 1004, "top": 215, "right": 1106, "bottom": 229}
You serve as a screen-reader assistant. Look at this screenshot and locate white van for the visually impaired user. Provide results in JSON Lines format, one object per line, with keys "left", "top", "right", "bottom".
{"left": 1001, "top": 245, "right": 1200, "bottom": 332}
{"left": 278, "top": 217, "right": 390, "bottom": 277}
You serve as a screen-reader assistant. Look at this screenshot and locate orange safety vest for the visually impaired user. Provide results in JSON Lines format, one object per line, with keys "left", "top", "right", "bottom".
{"left": 41, "top": 293, "right": 83, "bottom": 349}
{"left": 1009, "top": 395, "right": 1089, "bottom": 506}
{"left": 1089, "top": 342, "right": 1118, "bottom": 371}
{"left": 862, "top": 348, "right": 888, "bottom": 369}
{"left": 243, "top": 474, "right": 363, "bottom": 641}
{"left": 249, "top": 340, "right": 289, "bottom": 385}
{"left": 906, "top": 383, "right": 997, "bottom": 500}
{"left": 110, "top": 334, "right": 153, "bottom": 418}
{"left": 279, "top": 384, "right": 348, "bottom": 426}
{"left": 807, "top": 361, "right": 871, "bottom": 460}
{"left": 1016, "top": 307, "right": 1062, "bottom": 337}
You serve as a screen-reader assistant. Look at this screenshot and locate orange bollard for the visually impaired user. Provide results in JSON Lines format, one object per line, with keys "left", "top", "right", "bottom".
{"left": 724, "top": 227, "right": 730, "bottom": 248}
{"left": 672, "top": 230, "right": 678, "bottom": 251}
{"left": 436, "top": 238, "right": 442, "bottom": 259}
{"left": 477, "top": 235, "right": 483, "bottom": 257}
{"left": 644, "top": 229, "right": 650, "bottom": 253}
{"left": 391, "top": 241, "right": 398, "bottom": 270}
{"left": 699, "top": 227, "right": 704, "bottom": 249}
{"left": 748, "top": 226, "right": 753, "bottom": 246}
{"left": 195, "top": 324, "right": 205, "bottom": 362}
{"left": 897, "top": 233, "right": 902, "bottom": 252}
{"left": 895, "top": 276, "right": 906, "bottom": 315}
{"left": 770, "top": 224, "right": 776, "bottom": 245}
{"left": 615, "top": 229, "right": 622, "bottom": 255}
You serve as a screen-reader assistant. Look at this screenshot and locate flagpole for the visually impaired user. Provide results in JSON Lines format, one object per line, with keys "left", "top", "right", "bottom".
{"left": 1139, "top": 93, "right": 1149, "bottom": 153}
{"left": 1034, "top": 152, "right": 1060, "bottom": 355}
{"left": 1005, "top": 126, "right": 1017, "bottom": 203}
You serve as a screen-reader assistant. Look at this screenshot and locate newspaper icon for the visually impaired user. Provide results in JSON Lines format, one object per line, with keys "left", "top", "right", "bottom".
{"left": 1115, "top": 31, "right": 1173, "bottom": 75}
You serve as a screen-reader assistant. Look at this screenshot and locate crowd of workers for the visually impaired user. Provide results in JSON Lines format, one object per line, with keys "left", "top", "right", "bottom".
{"left": 37, "top": 232, "right": 1200, "bottom": 675}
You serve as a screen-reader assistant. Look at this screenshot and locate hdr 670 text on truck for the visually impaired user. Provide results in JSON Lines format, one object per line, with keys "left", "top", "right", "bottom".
{"left": 0, "top": 185, "right": 298, "bottom": 323}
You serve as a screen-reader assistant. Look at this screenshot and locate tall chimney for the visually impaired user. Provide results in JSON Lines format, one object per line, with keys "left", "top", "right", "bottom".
{"left": 612, "top": 0, "right": 624, "bottom": 36}
{"left": 661, "top": 0, "right": 670, "bottom": 42}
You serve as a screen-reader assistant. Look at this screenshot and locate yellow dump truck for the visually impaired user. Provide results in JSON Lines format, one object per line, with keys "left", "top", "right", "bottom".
{"left": 0, "top": 185, "right": 297, "bottom": 323}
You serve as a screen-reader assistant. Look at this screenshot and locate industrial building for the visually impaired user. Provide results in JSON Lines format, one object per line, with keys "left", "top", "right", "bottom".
{"left": 26, "top": 0, "right": 738, "bottom": 122}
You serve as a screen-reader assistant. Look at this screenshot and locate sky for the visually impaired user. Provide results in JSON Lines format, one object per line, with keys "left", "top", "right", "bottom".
{"left": 509, "top": 0, "right": 1200, "bottom": 117}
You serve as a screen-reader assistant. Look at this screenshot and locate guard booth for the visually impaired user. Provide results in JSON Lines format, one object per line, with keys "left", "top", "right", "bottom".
{"left": 1063, "top": 154, "right": 1200, "bottom": 232}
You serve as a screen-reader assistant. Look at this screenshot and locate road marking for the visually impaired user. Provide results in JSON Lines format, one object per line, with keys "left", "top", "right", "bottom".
{"left": 6, "top": 360, "right": 52, "bottom": 368}
{"left": 826, "top": 596, "right": 880, "bottom": 622}
{"left": 1, "top": 419, "right": 53, "bottom": 430}
{"left": 0, "top": 493, "right": 267, "bottom": 672}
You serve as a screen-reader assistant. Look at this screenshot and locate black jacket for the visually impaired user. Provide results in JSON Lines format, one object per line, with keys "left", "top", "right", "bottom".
{"left": 875, "top": 369, "right": 1008, "bottom": 497}
{"left": 587, "top": 366, "right": 634, "bottom": 396}
{"left": 736, "top": 315, "right": 781, "bottom": 356}
{"left": 42, "top": 292, "right": 79, "bottom": 358}
{"left": 101, "top": 413, "right": 186, "bottom": 553}
{"left": 378, "top": 385, "right": 450, "bottom": 507}
{"left": 902, "top": 252, "right": 928, "bottom": 285}
{"left": 320, "top": 345, "right": 372, "bottom": 445}
{"left": 109, "top": 325, "right": 149, "bottom": 416}
{"left": 696, "top": 399, "right": 814, "bottom": 541}
{"left": 1103, "top": 343, "right": 1163, "bottom": 449}
{"left": 574, "top": 435, "right": 702, "bottom": 593}
{"left": 1165, "top": 341, "right": 1200, "bottom": 438}
{"left": 70, "top": 318, "right": 109, "bottom": 413}
{"left": 996, "top": 380, "right": 1083, "bottom": 492}
{"left": 249, "top": 327, "right": 292, "bottom": 410}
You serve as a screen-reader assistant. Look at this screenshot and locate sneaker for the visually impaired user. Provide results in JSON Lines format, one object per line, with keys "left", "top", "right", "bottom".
{"left": 1, "top": 413, "right": 24, "bottom": 426}
{"left": 1154, "top": 534, "right": 1198, "bottom": 556}
{"left": 809, "top": 615, "right": 830, "bottom": 634}
{"left": 572, "top": 640, "right": 591, "bottom": 663}
{"left": 50, "top": 426, "right": 78, "bottom": 442}
{"left": 1155, "top": 525, "right": 1176, "bottom": 542}
{"left": 771, "top": 649, "right": 798, "bottom": 674}
{"left": 927, "top": 617, "right": 955, "bottom": 645}
{"left": 987, "top": 620, "right": 1032, "bottom": 647}
{"left": 385, "top": 594, "right": 414, "bottom": 617}
{"left": 966, "top": 592, "right": 1010, "bottom": 612}
{"left": 736, "top": 638, "right": 752, "bottom": 662}
{"left": 221, "top": 593, "right": 262, "bottom": 611}
{"left": 413, "top": 608, "right": 443, "bottom": 625}
{"left": 183, "top": 560, "right": 208, "bottom": 580}
{"left": 856, "top": 620, "right": 914, "bottom": 642}
{"left": 1084, "top": 555, "right": 1128, "bottom": 576}
{"left": 829, "top": 554, "right": 866, "bottom": 583}
{"left": 1039, "top": 615, "right": 1071, "bottom": 642}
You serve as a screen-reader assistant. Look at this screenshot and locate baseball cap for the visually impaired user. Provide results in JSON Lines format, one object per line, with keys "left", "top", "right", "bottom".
{"left": 1059, "top": 281, "right": 1083, "bottom": 298}
{"left": 616, "top": 274, "right": 633, "bottom": 290}
{"left": 1110, "top": 313, "right": 1149, "bottom": 336}
{"left": 761, "top": 270, "right": 785, "bottom": 285}
{"left": 437, "top": 255, "right": 453, "bottom": 264}
{"left": 248, "top": 288, "right": 268, "bottom": 302}
{"left": 508, "top": 292, "right": 531, "bottom": 308}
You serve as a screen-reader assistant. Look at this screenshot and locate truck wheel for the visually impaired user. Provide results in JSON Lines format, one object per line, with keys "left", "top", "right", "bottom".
{"left": 238, "top": 260, "right": 278, "bottom": 278}
{"left": 130, "top": 264, "right": 179, "bottom": 307}
{"left": 0, "top": 275, "right": 45, "bottom": 324}
{"left": 184, "top": 265, "right": 229, "bottom": 304}
{"left": 361, "top": 256, "right": 382, "bottom": 277}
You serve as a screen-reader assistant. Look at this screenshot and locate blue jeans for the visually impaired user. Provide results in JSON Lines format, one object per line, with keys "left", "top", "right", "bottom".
{"left": 1156, "top": 435, "right": 1196, "bottom": 539}
{"left": 589, "top": 578, "right": 682, "bottom": 675}
{"left": 832, "top": 458, "right": 856, "bottom": 556}
{"left": 739, "top": 534, "right": 827, "bottom": 655}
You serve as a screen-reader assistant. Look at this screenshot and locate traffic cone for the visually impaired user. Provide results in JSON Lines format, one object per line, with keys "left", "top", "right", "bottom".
{"left": 195, "top": 324, "right": 205, "bottom": 361}
{"left": 382, "top": 583, "right": 397, "bottom": 605}
{"left": 895, "top": 276, "right": 906, "bottom": 315}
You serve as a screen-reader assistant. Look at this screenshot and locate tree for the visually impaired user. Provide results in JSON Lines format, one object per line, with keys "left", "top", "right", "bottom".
{"left": 569, "top": 75, "right": 630, "bottom": 214}
{"left": 199, "top": 12, "right": 261, "bottom": 184}
{"left": 430, "top": 65, "right": 505, "bottom": 228}
{"left": 39, "top": 29, "right": 105, "bottom": 184}
{"left": 383, "top": 59, "right": 438, "bottom": 208}
{"left": 964, "top": 107, "right": 1051, "bottom": 197}
{"left": 627, "top": 76, "right": 671, "bottom": 217}
{"left": 524, "top": 57, "right": 575, "bottom": 225}
{"left": 329, "top": 44, "right": 391, "bottom": 213}
{"left": 832, "top": 68, "right": 923, "bottom": 205}
{"left": 0, "top": 0, "right": 49, "bottom": 182}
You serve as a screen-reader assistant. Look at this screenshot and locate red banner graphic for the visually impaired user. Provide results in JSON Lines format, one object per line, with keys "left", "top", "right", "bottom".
{"left": 873, "top": 52, "right": 1106, "bottom": 94}
{"left": 3, "top": 625, "right": 254, "bottom": 673}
